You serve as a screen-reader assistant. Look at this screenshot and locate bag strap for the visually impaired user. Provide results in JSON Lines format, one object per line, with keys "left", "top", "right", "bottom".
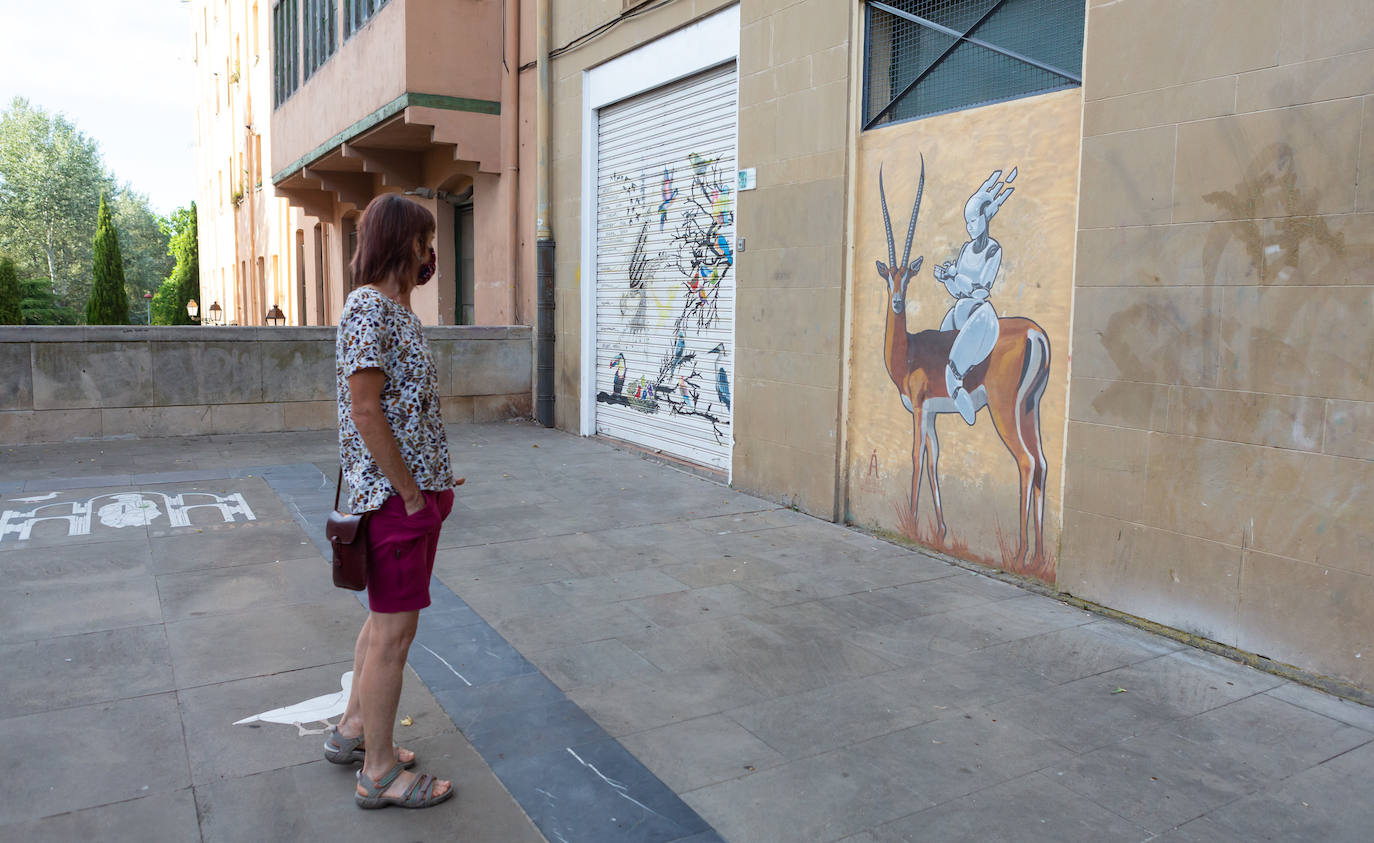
{"left": 335, "top": 467, "right": 344, "bottom": 513}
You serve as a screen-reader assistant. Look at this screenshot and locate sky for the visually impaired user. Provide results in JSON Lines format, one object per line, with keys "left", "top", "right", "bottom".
{"left": 0, "top": 0, "right": 196, "bottom": 215}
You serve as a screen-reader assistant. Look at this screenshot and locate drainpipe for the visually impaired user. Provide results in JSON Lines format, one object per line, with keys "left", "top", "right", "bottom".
{"left": 534, "top": 0, "right": 555, "bottom": 427}
{"left": 502, "top": 0, "right": 520, "bottom": 325}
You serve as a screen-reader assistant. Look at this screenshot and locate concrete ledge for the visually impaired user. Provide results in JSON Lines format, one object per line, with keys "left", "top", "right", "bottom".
{"left": 0, "top": 325, "right": 530, "bottom": 342}
{"left": 0, "top": 325, "right": 533, "bottom": 443}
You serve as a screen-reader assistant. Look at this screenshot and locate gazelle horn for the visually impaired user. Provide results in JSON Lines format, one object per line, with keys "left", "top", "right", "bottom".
{"left": 878, "top": 165, "right": 896, "bottom": 271}
{"left": 901, "top": 154, "right": 925, "bottom": 268}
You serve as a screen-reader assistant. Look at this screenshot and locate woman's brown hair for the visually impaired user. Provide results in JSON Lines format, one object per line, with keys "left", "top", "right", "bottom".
{"left": 349, "top": 194, "right": 435, "bottom": 289}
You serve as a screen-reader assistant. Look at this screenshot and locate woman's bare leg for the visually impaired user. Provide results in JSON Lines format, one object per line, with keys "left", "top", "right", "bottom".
{"left": 356, "top": 610, "right": 448, "bottom": 799}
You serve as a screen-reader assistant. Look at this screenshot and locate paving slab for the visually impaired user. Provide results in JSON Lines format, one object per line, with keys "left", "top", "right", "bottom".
{"left": 0, "top": 624, "right": 174, "bottom": 719}
{"left": 871, "top": 773, "right": 1149, "bottom": 843}
{"left": 0, "top": 789, "right": 202, "bottom": 843}
{"left": 0, "top": 693, "right": 190, "bottom": 823}
{"left": 4, "top": 423, "right": 1374, "bottom": 843}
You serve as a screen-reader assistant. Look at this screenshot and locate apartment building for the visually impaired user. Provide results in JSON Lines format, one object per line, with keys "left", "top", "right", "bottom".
{"left": 192, "top": 0, "right": 314, "bottom": 326}
{"left": 266, "top": 0, "right": 531, "bottom": 328}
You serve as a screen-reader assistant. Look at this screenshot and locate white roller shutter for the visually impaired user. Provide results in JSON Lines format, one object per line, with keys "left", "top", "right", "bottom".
{"left": 593, "top": 63, "right": 738, "bottom": 470}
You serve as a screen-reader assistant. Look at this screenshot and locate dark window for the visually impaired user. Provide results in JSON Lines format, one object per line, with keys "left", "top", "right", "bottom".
{"left": 344, "top": 0, "right": 389, "bottom": 39}
{"left": 863, "top": 0, "right": 1084, "bottom": 129}
{"left": 272, "top": 0, "right": 301, "bottom": 107}
{"left": 303, "top": 0, "right": 337, "bottom": 79}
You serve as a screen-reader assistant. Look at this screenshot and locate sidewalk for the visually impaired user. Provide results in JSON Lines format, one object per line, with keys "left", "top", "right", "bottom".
{"left": 3, "top": 422, "right": 1373, "bottom": 842}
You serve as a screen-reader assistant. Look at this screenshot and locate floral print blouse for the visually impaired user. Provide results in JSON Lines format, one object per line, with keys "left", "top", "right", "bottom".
{"left": 336, "top": 286, "right": 454, "bottom": 513}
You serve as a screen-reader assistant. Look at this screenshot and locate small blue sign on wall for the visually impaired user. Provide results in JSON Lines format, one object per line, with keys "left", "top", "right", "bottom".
{"left": 737, "top": 168, "right": 757, "bottom": 191}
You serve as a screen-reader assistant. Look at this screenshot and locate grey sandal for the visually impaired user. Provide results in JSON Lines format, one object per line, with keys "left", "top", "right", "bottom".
{"left": 355, "top": 762, "right": 455, "bottom": 810}
{"left": 323, "top": 726, "right": 416, "bottom": 768}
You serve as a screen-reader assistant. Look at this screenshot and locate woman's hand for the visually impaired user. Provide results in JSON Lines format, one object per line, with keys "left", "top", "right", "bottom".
{"left": 402, "top": 491, "right": 428, "bottom": 516}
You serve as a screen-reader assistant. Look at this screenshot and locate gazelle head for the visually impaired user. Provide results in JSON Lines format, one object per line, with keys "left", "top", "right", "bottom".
{"left": 875, "top": 156, "right": 925, "bottom": 316}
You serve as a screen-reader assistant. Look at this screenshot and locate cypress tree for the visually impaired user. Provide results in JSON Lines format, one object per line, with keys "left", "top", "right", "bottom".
{"left": 85, "top": 194, "right": 130, "bottom": 324}
{"left": 0, "top": 256, "right": 20, "bottom": 324}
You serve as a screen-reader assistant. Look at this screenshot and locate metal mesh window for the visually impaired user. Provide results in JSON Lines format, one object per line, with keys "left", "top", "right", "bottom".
{"left": 864, "top": 0, "right": 1084, "bottom": 129}
{"left": 303, "top": 0, "right": 337, "bottom": 80}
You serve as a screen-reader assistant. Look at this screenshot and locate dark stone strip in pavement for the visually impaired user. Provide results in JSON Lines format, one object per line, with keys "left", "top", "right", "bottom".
{"left": 259, "top": 464, "right": 721, "bottom": 843}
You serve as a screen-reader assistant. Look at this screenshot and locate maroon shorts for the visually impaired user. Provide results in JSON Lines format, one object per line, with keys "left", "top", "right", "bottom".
{"left": 365, "top": 488, "right": 454, "bottom": 613}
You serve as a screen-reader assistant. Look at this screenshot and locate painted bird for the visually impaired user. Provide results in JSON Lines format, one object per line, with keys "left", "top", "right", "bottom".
{"left": 678, "top": 375, "right": 697, "bottom": 411}
{"left": 671, "top": 331, "right": 685, "bottom": 371}
{"left": 658, "top": 168, "right": 678, "bottom": 230}
{"left": 610, "top": 353, "right": 626, "bottom": 395}
{"left": 710, "top": 343, "right": 731, "bottom": 411}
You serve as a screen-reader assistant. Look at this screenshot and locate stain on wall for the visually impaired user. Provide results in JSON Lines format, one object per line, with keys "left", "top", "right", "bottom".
{"left": 846, "top": 89, "right": 1082, "bottom": 582}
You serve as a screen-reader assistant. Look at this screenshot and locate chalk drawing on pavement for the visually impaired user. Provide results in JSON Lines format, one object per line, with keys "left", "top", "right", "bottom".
{"left": 0, "top": 490, "right": 257, "bottom": 542}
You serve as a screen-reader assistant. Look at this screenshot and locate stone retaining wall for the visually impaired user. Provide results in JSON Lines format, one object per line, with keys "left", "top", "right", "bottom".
{"left": 0, "top": 326, "right": 532, "bottom": 445}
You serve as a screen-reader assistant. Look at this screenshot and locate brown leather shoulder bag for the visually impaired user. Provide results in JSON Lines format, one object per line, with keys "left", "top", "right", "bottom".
{"left": 326, "top": 469, "right": 369, "bottom": 591}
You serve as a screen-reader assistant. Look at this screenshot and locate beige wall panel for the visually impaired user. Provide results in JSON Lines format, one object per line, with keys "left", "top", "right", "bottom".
{"left": 1082, "top": 0, "right": 1282, "bottom": 101}
{"left": 1164, "top": 386, "right": 1325, "bottom": 452}
{"left": 1079, "top": 213, "right": 1374, "bottom": 290}
{"left": 1078, "top": 125, "right": 1177, "bottom": 228}
{"left": 1062, "top": 421, "right": 1149, "bottom": 523}
{"left": 1069, "top": 287, "right": 1220, "bottom": 387}
{"left": 1082, "top": 77, "right": 1237, "bottom": 137}
{"left": 1218, "top": 286, "right": 1374, "bottom": 401}
{"left": 1067, "top": 377, "right": 1170, "bottom": 432}
{"left": 1236, "top": 48, "right": 1374, "bottom": 112}
{"left": 1059, "top": 508, "right": 1242, "bottom": 645}
{"left": 1237, "top": 550, "right": 1374, "bottom": 689}
{"left": 1173, "top": 99, "right": 1362, "bottom": 224}
{"left": 1141, "top": 433, "right": 1372, "bottom": 576}
{"left": 1276, "top": 0, "right": 1374, "bottom": 64}
{"left": 1323, "top": 399, "right": 1374, "bottom": 461}
{"left": 846, "top": 90, "right": 1082, "bottom": 582}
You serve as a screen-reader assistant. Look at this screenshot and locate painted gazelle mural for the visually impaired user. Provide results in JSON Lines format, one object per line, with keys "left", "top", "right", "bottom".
{"left": 874, "top": 157, "right": 1052, "bottom": 570}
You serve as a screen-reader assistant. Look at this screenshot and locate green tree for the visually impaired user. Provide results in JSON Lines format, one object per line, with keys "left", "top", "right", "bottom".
{"left": 0, "top": 98, "right": 113, "bottom": 305}
{"left": 152, "top": 202, "right": 199, "bottom": 325}
{"left": 19, "top": 277, "right": 79, "bottom": 325}
{"left": 0, "top": 256, "right": 21, "bottom": 324}
{"left": 113, "top": 187, "right": 173, "bottom": 312}
{"left": 85, "top": 194, "right": 130, "bottom": 324}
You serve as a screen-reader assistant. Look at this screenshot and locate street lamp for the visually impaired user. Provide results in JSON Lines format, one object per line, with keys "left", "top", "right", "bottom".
{"left": 187, "top": 298, "right": 200, "bottom": 324}
{"left": 143, "top": 291, "right": 153, "bottom": 324}
{"left": 207, "top": 301, "right": 222, "bottom": 325}
{"left": 265, "top": 304, "right": 286, "bottom": 326}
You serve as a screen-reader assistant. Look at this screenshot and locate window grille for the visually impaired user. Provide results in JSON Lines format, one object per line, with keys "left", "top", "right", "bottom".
{"left": 863, "top": 0, "right": 1084, "bottom": 130}
{"left": 303, "top": 0, "right": 337, "bottom": 79}
{"left": 344, "top": 0, "right": 389, "bottom": 39}
{"left": 273, "top": 0, "right": 301, "bottom": 107}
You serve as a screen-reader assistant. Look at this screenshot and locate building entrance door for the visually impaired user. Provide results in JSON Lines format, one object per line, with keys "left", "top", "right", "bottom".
{"left": 592, "top": 63, "right": 738, "bottom": 471}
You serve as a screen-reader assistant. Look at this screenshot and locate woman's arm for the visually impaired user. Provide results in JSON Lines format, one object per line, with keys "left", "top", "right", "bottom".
{"left": 348, "top": 368, "right": 426, "bottom": 516}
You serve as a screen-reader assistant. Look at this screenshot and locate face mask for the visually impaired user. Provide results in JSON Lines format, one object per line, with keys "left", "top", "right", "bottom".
{"left": 416, "top": 247, "right": 436, "bottom": 285}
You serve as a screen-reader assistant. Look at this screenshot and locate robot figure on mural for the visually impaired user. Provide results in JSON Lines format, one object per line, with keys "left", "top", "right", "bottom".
{"left": 933, "top": 167, "right": 1017, "bottom": 425}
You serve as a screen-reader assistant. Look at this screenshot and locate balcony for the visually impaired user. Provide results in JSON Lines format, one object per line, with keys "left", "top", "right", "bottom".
{"left": 269, "top": 0, "right": 504, "bottom": 214}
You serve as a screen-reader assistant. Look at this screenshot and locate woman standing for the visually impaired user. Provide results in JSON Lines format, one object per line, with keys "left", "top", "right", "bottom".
{"left": 325, "top": 194, "right": 456, "bottom": 809}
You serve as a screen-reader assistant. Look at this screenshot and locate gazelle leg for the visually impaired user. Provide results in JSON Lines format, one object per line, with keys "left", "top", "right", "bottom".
{"left": 1021, "top": 410, "right": 1049, "bottom": 566}
{"left": 923, "top": 414, "right": 946, "bottom": 539}
{"left": 911, "top": 411, "right": 926, "bottom": 532}
{"left": 986, "top": 398, "right": 1030, "bottom": 565}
